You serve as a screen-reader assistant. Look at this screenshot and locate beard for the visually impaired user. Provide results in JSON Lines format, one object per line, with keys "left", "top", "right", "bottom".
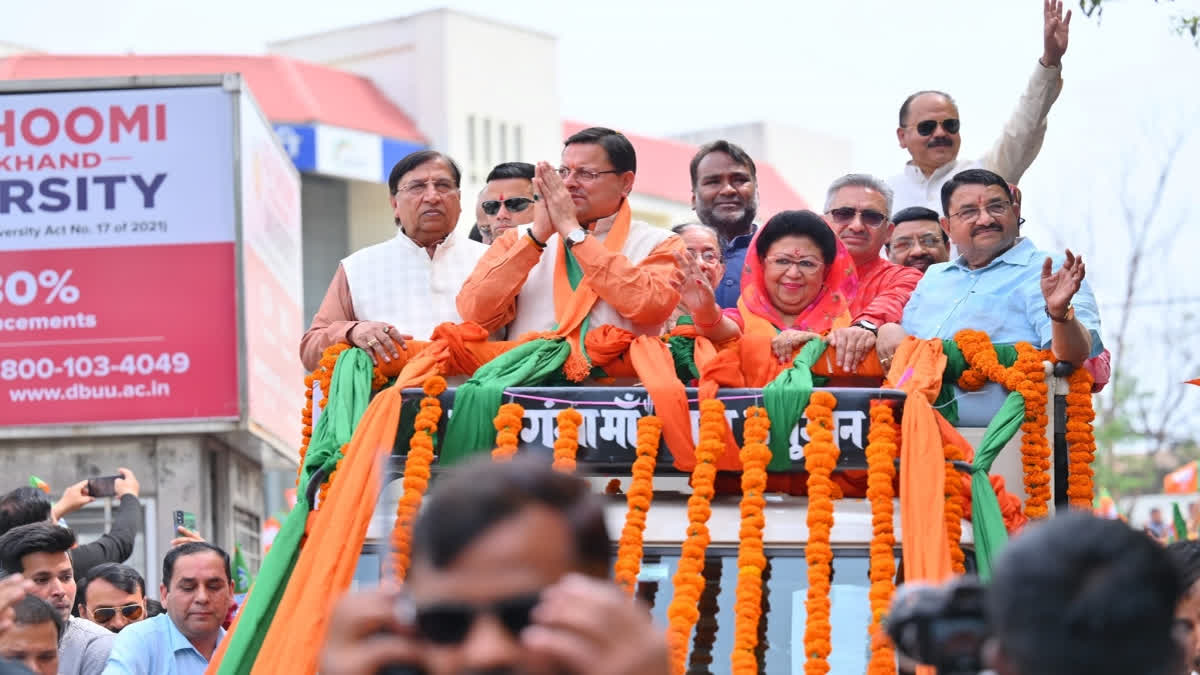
{"left": 697, "top": 197, "right": 758, "bottom": 239}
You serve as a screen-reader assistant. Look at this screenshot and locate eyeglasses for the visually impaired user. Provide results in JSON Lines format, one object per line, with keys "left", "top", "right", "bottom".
{"left": 412, "top": 593, "right": 541, "bottom": 645}
{"left": 890, "top": 234, "right": 945, "bottom": 253}
{"left": 481, "top": 197, "right": 536, "bottom": 216}
{"left": 915, "top": 118, "right": 960, "bottom": 136}
{"left": 398, "top": 179, "right": 459, "bottom": 197}
{"left": 556, "top": 167, "right": 621, "bottom": 183}
{"left": 765, "top": 256, "right": 822, "bottom": 274}
{"left": 948, "top": 200, "right": 1012, "bottom": 222}
{"left": 687, "top": 249, "right": 722, "bottom": 264}
{"left": 91, "top": 603, "right": 143, "bottom": 624}
{"left": 826, "top": 207, "right": 888, "bottom": 229}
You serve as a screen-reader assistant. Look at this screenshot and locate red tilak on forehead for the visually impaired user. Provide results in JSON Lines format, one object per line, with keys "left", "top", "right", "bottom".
{"left": 784, "top": 248, "right": 815, "bottom": 259}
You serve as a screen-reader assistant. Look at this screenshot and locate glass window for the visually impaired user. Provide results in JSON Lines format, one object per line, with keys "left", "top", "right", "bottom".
{"left": 66, "top": 497, "right": 151, "bottom": 588}
{"left": 466, "top": 115, "right": 476, "bottom": 163}
{"left": 514, "top": 125, "right": 523, "bottom": 160}
{"left": 232, "top": 507, "right": 262, "bottom": 574}
{"left": 636, "top": 547, "right": 885, "bottom": 674}
{"left": 498, "top": 122, "right": 508, "bottom": 161}
{"left": 482, "top": 118, "right": 492, "bottom": 166}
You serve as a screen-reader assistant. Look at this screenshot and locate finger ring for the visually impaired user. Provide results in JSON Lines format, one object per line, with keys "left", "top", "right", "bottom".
{"left": 366, "top": 338, "right": 379, "bottom": 348}
{"left": 382, "top": 326, "right": 390, "bottom": 334}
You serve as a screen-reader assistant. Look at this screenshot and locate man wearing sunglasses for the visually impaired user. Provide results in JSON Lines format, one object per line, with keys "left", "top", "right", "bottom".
{"left": 886, "top": 206, "right": 950, "bottom": 273}
{"left": 823, "top": 174, "right": 923, "bottom": 373}
{"left": 888, "top": 0, "right": 1071, "bottom": 216}
{"left": 321, "top": 457, "right": 669, "bottom": 675}
{"left": 482, "top": 162, "right": 538, "bottom": 244}
{"left": 78, "top": 564, "right": 147, "bottom": 633}
{"left": 459, "top": 127, "right": 684, "bottom": 346}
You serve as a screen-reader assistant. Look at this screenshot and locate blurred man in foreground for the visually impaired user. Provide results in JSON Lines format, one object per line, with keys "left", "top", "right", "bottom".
{"left": 320, "top": 457, "right": 669, "bottom": 675}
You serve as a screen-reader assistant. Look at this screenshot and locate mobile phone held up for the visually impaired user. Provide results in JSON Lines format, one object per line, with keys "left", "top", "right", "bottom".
{"left": 86, "top": 475, "right": 122, "bottom": 498}
{"left": 173, "top": 510, "right": 197, "bottom": 533}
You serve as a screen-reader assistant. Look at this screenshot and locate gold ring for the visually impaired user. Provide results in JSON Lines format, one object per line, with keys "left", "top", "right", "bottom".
{"left": 366, "top": 338, "right": 379, "bottom": 348}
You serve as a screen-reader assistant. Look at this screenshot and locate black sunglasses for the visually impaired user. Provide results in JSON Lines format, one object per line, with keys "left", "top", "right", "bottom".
{"left": 92, "top": 603, "right": 144, "bottom": 623}
{"left": 915, "top": 118, "right": 960, "bottom": 136}
{"left": 414, "top": 592, "right": 541, "bottom": 645}
{"left": 827, "top": 207, "right": 888, "bottom": 229}
{"left": 481, "top": 197, "right": 536, "bottom": 216}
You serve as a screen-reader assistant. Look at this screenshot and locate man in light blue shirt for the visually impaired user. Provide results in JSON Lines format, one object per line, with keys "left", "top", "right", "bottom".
{"left": 102, "top": 543, "right": 231, "bottom": 675}
{"left": 881, "top": 168, "right": 1102, "bottom": 422}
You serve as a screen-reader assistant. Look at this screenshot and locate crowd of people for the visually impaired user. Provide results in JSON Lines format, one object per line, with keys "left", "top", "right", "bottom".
{"left": 300, "top": 0, "right": 1109, "bottom": 407}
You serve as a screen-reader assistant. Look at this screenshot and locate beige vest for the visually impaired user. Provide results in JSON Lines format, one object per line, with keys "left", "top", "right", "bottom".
{"left": 508, "top": 220, "right": 674, "bottom": 338}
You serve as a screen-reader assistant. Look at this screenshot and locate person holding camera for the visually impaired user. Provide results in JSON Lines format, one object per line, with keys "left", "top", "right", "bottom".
{"left": 0, "top": 470, "right": 143, "bottom": 584}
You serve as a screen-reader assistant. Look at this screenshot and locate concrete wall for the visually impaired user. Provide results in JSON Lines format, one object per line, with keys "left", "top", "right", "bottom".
{"left": 0, "top": 433, "right": 261, "bottom": 585}
{"left": 301, "top": 174, "right": 350, "bottom": 324}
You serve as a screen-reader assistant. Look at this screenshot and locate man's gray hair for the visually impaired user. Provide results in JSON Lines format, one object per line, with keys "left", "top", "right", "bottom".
{"left": 824, "top": 173, "right": 895, "bottom": 217}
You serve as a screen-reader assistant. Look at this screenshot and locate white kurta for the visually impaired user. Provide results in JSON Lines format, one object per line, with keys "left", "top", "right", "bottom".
{"left": 341, "top": 229, "right": 488, "bottom": 340}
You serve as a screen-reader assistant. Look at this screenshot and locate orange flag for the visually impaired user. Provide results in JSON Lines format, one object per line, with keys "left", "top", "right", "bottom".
{"left": 1188, "top": 378, "right": 1200, "bottom": 387}
{"left": 1164, "top": 461, "right": 1199, "bottom": 495}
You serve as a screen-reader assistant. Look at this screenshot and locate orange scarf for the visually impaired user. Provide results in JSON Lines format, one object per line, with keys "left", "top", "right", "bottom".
{"left": 552, "top": 200, "right": 632, "bottom": 379}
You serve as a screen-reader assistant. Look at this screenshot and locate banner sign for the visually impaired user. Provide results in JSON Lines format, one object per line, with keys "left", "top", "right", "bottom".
{"left": 394, "top": 387, "right": 907, "bottom": 472}
{"left": 0, "top": 86, "right": 239, "bottom": 426}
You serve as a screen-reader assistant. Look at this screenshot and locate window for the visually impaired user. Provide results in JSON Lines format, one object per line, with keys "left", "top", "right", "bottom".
{"left": 466, "top": 115, "right": 476, "bottom": 163}
{"left": 232, "top": 507, "right": 262, "bottom": 575}
{"left": 482, "top": 118, "right": 492, "bottom": 166}
{"left": 67, "top": 497, "right": 156, "bottom": 591}
{"left": 514, "top": 125, "right": 523, "bottom": 160}
{"left": 498, "top": 122, "right": 508, "bottom": 161}
{"left": 636, "top": 548, "right": 877, "bottom": 674}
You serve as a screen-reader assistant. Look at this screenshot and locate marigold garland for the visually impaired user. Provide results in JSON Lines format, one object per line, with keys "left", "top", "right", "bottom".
{"left": 392, "top": 375, "right": 447, "bottom": 581}
{"left": 943, "top": 443, "right": 967, "bottom": 575}
{"left": 666, "top": 399, "right": 725, "bottom": 675}
{"left": 865, "top": 401, "right": 898, "bottom": 675}
{"left": 1064, "top": 367, "right": 1097, "bottom": 509}
{"left": 552, "top": 408, "right": 584, "bottom": 473}
{"left": 1014, "top": 344, "right": 1052, "bottom": 519}
{"left": 492, "top": 402, "right": 525, "bottom": 461}
{"left": 732, "top": 406, "right": 771, "bottom": 674}
{"left": 297, "top": 343, "right": 352, "bottom": 486}
{"left": 803, "top": 390, "right": 839, "bottom": 675}
{"left": 614, "top": 415, "right": 662, "bottom": 595}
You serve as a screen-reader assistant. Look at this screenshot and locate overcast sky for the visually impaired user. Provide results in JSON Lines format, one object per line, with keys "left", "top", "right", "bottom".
{"left": 6, "top": 0, "right": 1200, "bottom": 436}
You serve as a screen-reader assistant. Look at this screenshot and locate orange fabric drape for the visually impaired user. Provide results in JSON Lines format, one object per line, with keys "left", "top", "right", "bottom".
{"left": 239, "top": 356, "right": 447, "bottom": 674}
{"left": 628, "top": 335, "right": 695, "bottom": 468}
{"left": 551, "top": 201, "right": 632, "bottom": 379}
{"left": 692, "top": 336, "right": 745, "bottom": 472}
{"left": 887, "top": 338, "right": 954, "bottom": 586}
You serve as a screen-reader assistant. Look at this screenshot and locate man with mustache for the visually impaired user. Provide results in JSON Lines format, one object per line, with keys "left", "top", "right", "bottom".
{"left": 458, "top": 127, "right": 684, "bottom": 350}
{"left": 0, "top": 523, "right": 113, "bottom": 675}
{"left": 104, "top": 542, "right": 233, "bottom": 675}
{"left": 885, "top": 206, "right": 950, "bottom": 273}
{"left": 688, "top": 140, "right": 759, "bottom": 308}
{"left": 881, "top": 169, "right": 1102, "bottom": 420}
{"left": 319, "top": 457, "right": 670, "bottom": 675}
{"left": 888, "top": 0, "right": 1071, "bottom": 215}
{"left": 823, "top": 174, "right": 923, "bottom": 372}
{"left": 301, "top": 151, "right": 490, "bottom": 370}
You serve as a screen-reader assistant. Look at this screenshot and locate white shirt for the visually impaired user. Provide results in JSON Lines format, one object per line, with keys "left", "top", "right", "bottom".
{"left": 888, "top": 61, "right": 1063, "bottom": 216}
{"left": 341, "top": 228, "right": 488, "bottom": 341}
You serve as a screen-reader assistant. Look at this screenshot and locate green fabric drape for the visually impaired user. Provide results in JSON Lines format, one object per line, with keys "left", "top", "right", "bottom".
{"left": 667, "top": 334, "right": 700, "bottom": 382}
{"left": 1174, "top": 503, "right": 1189, "bottom": 542}
{"left": 439, "top": 339, "right": 571, "bottom": 465}
{"left": 217, "top": 349, "right": 373, "bottom": 675}
{"left": 935, "top": 340, "right": 1021, "bottom": 425}
{"left": 763, "top": 339, "right": 827, "bottom": 472}
{"left": 562, "top": 247, "right": 592, "bottom": 364}
{"left": 968, "top": 390, "right": 1025, "bottom": 582}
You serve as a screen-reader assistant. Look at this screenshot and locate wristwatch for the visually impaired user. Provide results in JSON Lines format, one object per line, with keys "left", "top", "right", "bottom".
{"left": 563, "top": 228, "right": 588, "bottom": 250}
{"left": 852, "top": 320, "right": 878, "bottom": 335}
{"left": 1046, "top": 305, "right": 1075, "bottom": 323}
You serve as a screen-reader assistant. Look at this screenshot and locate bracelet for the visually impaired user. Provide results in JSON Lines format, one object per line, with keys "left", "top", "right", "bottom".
{"left": 693, "top": 311, "right": 723, "bottom": 329}
{"left": 526, "top": 230, "right": 546, "bottom": 249}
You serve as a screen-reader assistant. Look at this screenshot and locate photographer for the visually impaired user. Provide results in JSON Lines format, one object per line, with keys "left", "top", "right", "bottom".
{"left": 319, "top": 457, "right": 670, "bottom": 675}
{"left": 0, "top": 470, "right": 142, "bottom": 583}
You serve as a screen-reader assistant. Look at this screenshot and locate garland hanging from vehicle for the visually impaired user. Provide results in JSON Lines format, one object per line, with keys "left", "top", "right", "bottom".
{"left": 1064, "top": 367, "right": 1097, "bottom": 509}
{"left": 551, "top": 408, "right": 583, "bottom": 473}
{"left": 492, "top": 402, "right": 524, "bottom": 461}
{"left": 731, "top": 406, "right": 770, "bottom": 674}
{"left": 392, "top": 375, "right": 446, "bottom": 581}
{"left": 803, "top": 391, "right": 839, "bottom": 675}
{"left": 865, "top": 401, "right": 898, "bottom": 675}
{"left": 614, "top": 415, "right": 662, "bottom": 595}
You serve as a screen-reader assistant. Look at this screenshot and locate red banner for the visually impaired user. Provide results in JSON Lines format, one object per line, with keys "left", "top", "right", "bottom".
{"left": 0, "top": 243, "right": 238, "bottom": 425}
